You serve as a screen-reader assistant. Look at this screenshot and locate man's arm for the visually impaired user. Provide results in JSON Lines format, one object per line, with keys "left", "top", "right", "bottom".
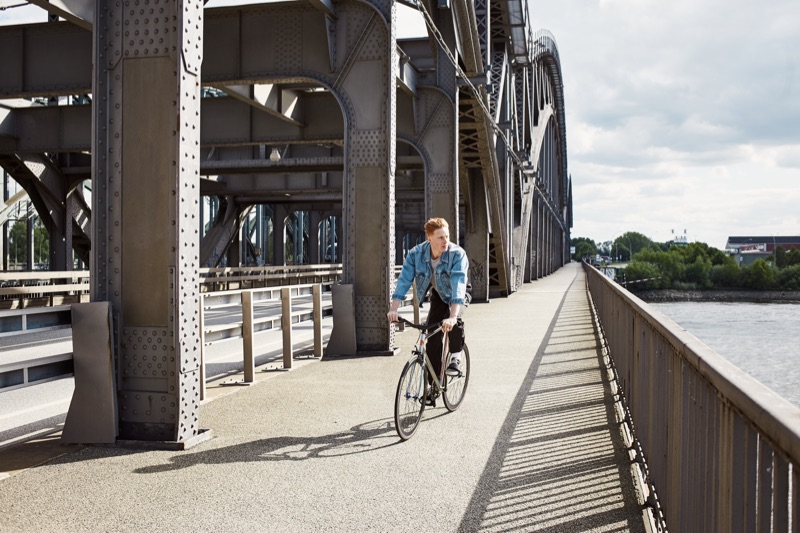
{"left": 441, "top": 303, "right": 463, "bottom": 332}
{"left": 387, "top": 298, "right": 402, "bottom": 323}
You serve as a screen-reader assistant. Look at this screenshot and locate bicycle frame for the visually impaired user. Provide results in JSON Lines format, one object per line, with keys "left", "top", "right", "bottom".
{"left": 401, "top": 318, "right": 450, "bottom": 394}
{"left": 417, "top": 326, "right": 448, "bottom": 391}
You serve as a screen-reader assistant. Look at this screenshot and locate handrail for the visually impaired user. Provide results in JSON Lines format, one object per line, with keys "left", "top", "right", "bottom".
{"left": 0, "top": 271, "right": 90, "bottom": 308}
{"left": 583, "top": 261, "right": 800, "bottom": 530}
{"left": 0, "top": 266, "right": 343, "bottom": 304}
{"left": 199, "top": 264, "right": 342, "bottom": 291}
{"left": 198, "top": 281, "right": 335, "bottom": 399}
{"left": 0, "top": 270, "right": 90, "bottom": 282}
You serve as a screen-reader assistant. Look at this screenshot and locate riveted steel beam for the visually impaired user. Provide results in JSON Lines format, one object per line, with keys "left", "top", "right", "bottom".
{"left": 0, "top": 12, "right": 429, "bottom": 99}
{"left": 92, "top": 0, "right": 204, "bottom": 443}
{"left": 211, "top": 84, "right": 306, "bottom": 127}
{"left": 0, "top": 93, "right": 343, "bottom": 154}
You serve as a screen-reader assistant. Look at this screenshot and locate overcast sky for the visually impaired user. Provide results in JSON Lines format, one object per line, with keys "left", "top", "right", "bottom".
{"left": 4, "top": 1, "right": 798, "bottom": 250}
{"left": 528, "top": 0, "right": 800, "bottom": 250}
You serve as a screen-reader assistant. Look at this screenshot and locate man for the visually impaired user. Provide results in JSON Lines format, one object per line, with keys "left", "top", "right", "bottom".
{"left": 387, "top": 218, "right": 469, "bottom": 393}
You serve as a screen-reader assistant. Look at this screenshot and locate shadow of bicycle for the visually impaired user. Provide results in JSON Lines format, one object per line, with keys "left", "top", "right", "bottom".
{"left": 133, "top": 417, "right": 400, "bottom": 474}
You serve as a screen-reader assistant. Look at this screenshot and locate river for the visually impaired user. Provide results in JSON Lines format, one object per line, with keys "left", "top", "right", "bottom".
{"left": 650, "top": 301, "right": 800, "bottom": 408}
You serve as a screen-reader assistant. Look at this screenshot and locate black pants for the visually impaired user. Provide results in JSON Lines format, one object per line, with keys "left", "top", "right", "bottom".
{"left": 426, "top": 289, "right": 465, "bottom": 381}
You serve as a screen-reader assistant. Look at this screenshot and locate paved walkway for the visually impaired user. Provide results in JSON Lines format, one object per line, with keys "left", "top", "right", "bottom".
{"left": 0, "top": 263, "right": 645, "bottom": 532}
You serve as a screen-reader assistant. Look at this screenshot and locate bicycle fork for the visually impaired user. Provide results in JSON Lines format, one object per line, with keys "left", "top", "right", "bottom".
{"left": 404, "top": 350, "right": 428, "bottom": 403}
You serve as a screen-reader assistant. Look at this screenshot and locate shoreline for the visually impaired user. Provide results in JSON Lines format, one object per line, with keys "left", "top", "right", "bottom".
{"left": 633, "top": 289, "right": 800, "bottom": 303}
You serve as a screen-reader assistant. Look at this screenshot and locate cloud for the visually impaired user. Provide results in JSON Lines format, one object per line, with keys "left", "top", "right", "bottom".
{"left": 534, "top": 0, "right": 800, "bottom": 248}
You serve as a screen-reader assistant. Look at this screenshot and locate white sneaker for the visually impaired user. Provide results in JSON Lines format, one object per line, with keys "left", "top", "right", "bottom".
{"left": 445, "top": 358, "right": 463, "bottom": 376}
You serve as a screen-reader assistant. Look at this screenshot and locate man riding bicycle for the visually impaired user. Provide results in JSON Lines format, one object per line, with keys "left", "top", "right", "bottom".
{"left": 387, "top": 218, "right": 469, "bottom": 397}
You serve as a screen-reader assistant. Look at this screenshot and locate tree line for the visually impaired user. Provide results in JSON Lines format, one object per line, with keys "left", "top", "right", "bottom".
{"left": 572, "top": 232, "right": 800, "bottom": 291}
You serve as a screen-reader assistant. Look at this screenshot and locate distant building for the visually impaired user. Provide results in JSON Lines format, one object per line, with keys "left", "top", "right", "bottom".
{"left": 667, "top": 229, "right": 689, "bottom": 247}
{"left": 668, "top": 234, "right": 689, "bottom": 246}
{"left": 725, "top": 236, "right": 800, "bottom": 267}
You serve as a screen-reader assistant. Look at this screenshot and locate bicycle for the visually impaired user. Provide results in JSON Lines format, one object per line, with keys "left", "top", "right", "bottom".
{"left": 393, "top": 316, "right": 471, "bottom": 440}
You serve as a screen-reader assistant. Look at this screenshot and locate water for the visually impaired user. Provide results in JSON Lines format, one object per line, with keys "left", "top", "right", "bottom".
{"left": 651, "top": 301, "right": 800, "bottom": 408}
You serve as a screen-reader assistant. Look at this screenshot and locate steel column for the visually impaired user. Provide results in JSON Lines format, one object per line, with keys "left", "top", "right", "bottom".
{"left": 92, "top": 0, "right": 204, "bottom": 442}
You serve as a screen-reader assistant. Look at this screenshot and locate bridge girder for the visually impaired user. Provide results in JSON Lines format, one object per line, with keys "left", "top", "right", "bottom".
{"left": 0, "top": 0, "right": 573, "bottom": 443}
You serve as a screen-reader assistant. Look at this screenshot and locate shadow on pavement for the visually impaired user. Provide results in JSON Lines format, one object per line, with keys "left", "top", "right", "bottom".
{"left": 132, "top": 417, "right": 401, "bottom": 473}
{"left": 458, "top": 273, "right": 645, "bottom": 533}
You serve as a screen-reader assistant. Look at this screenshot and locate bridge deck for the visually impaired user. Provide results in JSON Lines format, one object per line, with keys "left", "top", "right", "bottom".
{"left": 0, "top": 263, "right": 645, "bottom": 532}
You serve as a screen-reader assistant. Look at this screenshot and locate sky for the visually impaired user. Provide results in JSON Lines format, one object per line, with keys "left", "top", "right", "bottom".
{"left": 525, "top": 0, "right": 800, "bottom": 250}
{"left": 399, "top": 0, "right": 800, "bottom": 250}
{"left": 3, "top": 1, "right": 798, "bottom": 250}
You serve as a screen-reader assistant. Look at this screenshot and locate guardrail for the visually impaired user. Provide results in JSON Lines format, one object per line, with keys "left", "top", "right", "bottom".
{"left": 199, "top": 282, "right": 333, "bottom": 398}
{"left": 0, "top": 305, "right": 72, "bottom": 337}
{"left": 0, "top": 306, "right": 74, "bottom": 390}
{"left": 0, "top": 271, "right": 90, "bottom": 309}
{"left": 2, "top": 264, "right": 414, "bottom": 393}
{"left": 199, "top": 264, "right": 342, "bottom": 292}
{"left": 0, "top": 264, "right": 343, "bottom": 306}
{"left": 583, "top": 261, "right": 800, "bottom": 530}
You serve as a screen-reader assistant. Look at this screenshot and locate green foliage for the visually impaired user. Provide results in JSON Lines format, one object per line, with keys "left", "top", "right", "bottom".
{"left": 786, "top": 248, "right": 800, "bottom": 267}
{"left": 775, "top": 246, "right": 787, "bottom": 268}
{"left": 741, "top": 259, "right": 775, "bottom": 290}
{"left": 775, "top": 265, "right": 800, "bottom": 290}
{"left": 684, "top": 255, "right": 713, "bottom": 289}
{"left": 633, "top": 249, "right": 686, "bottom": 287}
{"left": 709, "top": 258, "right": 741, "bottom": 288}
{"left": 672, "top": 241, "right": 728, "bottom": 267}
{"left": 612, "top": 231, "right": 654, "bottom": 261}
{"left": 584, "top": 230, "right": 798, "bottom": 291}
{"left": 623, "top": 260, "right": 661, "bottom": 289}
{"left": 571, "top": 237, "right": 597, "bottom": 261}
{"left": 8, "top": 219, "right": 50, "bottom": 268}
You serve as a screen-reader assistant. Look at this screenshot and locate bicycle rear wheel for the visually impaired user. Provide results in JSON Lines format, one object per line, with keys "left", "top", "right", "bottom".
{"left": 443, "top": 344, "right": 470, "bottom": 412}
{"left": 394, "top": 356, "right": 428, "bottom": 440}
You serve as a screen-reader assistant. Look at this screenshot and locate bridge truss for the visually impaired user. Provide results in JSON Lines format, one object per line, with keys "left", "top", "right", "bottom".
{"left": 0, "top": 0, "right": 571, "bottom": 443}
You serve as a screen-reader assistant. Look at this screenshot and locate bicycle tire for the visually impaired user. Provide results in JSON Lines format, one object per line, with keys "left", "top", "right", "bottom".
{"left": 443, "top": 344, "right": 470, "bottom": 412}
{"left": 394, "top": 356, "right": 428, "bottom": 440}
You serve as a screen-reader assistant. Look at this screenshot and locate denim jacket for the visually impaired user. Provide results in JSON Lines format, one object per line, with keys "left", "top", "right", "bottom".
{"left": 392, "top": 241, "right": 469, "bottom": 306}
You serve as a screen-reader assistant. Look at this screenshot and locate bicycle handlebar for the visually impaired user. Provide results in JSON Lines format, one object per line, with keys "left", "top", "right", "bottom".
{"left": 394, "top": 316, "right": 438, "bottom": 332}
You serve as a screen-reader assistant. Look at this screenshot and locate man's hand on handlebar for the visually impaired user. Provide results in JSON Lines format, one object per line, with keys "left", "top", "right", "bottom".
{"left": 441, "top": 316, "right": 457, "bottom": 333}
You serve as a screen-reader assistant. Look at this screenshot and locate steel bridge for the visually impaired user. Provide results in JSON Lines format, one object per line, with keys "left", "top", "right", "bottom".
{"left": 0, "top": 0, "right": 571, "bottom": 444}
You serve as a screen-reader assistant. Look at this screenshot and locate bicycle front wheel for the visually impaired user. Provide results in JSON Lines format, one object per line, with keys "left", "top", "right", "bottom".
{"left": 394, "top": 356, "right": 428, "bottom": 440}
{"left": 443, "top": 344, "right": 470, "bottom": 412}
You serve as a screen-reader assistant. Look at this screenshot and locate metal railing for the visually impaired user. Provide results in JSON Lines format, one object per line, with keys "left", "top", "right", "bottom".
{"left": 199, "top": 264, "right": 342, "bottom": 292}
{"left": 2, "top": 264, "right": 414, "bottom": 393}
{"left": 0, "top": 264, "right": 343, "bottom": 305}
{"left": 583, "top": 262, "right": 800, "bottom": 530}
{"left": 199, "top": 282, "right": 333, "bottom": 391}
{"left": 0, "top": 305, "right": 72, "bottom": 337}
{"left": 0, "top": 271, "right": 90, "bottom": 308}
{"left": 0, "top": 306, "right": 74, "bottom": 390}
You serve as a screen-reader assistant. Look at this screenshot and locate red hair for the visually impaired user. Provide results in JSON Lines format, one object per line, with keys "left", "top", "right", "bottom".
{"left": 424, "top": 217, "right": 449, "bottom": 237}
